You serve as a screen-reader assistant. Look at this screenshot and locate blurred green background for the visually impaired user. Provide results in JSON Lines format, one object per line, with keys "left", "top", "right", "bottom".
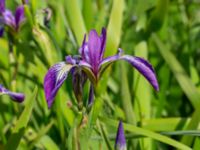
{"left": 0, "top": 0, "right": 200, "bottom": 149}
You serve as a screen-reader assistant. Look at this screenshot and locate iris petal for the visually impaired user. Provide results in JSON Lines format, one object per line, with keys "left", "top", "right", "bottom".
{"left": 2, "top": 10, "right": 15, "bottom": 29}
{"left": 88, "top": 30, "right": 101, "bottom": 73}
{"left": 100, "top": 49, "right": 159, "bottom": 91}
{"left": 0, "top": 0, "right": 5, "bottom": 14}
{"left": 0, "top": 84, "right": 25, "bottom": 102}
{"left": 121, "top": 55, "right": 159, "bottom": 91}
{"left": 44, "top": 62, "right": 73, "bottom": 108}
{"left": 15, "top": 6, "right": 25, "bottom": 30}
{"left": 115, "top": 121, "right": 126, "bottom": 150}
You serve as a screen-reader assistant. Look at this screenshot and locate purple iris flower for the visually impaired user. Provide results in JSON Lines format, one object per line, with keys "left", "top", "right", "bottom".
{"left": 0, "top": 0, "right": 25, "bottom": 37}
{"left": 115, "top": 121, "right": 126, "bottom": 150}
{"left": 44, "top": 28, "right": 159, "bottom": 108}
{"left": 0, "top": 84, "right": 25, "bottom": 102}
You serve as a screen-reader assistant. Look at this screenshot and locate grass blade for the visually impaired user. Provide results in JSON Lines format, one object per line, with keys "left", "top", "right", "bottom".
{"left": 100, "top": 117, "right": 192, "bottom": 150}
{"left": 105, "top": 0, "right": 124, "bottom": 56}
{"left": 5, "top": 86, "right": 38, "bottom": 150}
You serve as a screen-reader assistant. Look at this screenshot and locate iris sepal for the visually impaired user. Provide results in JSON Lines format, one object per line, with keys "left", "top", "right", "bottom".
{"left": 0, "top": 84, "right": 25, "bottom": 102}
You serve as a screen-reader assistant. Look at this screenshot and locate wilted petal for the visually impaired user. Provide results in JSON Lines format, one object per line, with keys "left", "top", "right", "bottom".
{"left": 88, "top": 84, "right": 94, "bottom": 106}
{"left": 121, "top": 55, "right": 159, "bottom": 91}
{"left": 44, "top": 62, "right": 73, "bottom": 108}
{"left": 0, "top": 84, "right": 25, "bottom": 102}
{"left": 0, "top": 0, "right": 5, "bottom": 14}
{"left": 115, "top": 121, "right": 126, "bottom": 150}
{"left": 15, "top": 6, "right": 25, "bottom": 30}
{"left": 2, "top": 10, "right": 15, "bottom": 29}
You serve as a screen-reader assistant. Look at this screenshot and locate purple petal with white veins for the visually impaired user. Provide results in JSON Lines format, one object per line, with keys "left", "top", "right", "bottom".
{"left": 115, "top": 121, "right": 126, "bottom": 150}
{"left": 0, "top": 0, "right": 5, "bottom": 14}
{"left": 100, "top": 49, "right": 159, "bottom": 91}
{"left": 121, "top": 55, "right": 159, "bottom": 91}
{"left": 2, "top": 10, "right": 15, "bottom": 29}
{"left": 15, "top": 6, "right": 25, "bottom": 30}
{"left": 7, "top": 91, "right": 25, "bottom": 102}
{"left": 0, "top": 84, "right": 25, "bottom": 103}
{"left": 44, "top": 62, "right": 73, "bottom": 108}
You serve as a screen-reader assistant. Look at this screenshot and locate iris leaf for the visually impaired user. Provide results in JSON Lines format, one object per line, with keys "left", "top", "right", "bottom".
{"left": 106, "top": 0, "right": 124, "bottom": 56}
{"left": 5, "top": 86, "right": 38, "bottom": 150}
{"left": 100, "top": 117, "right": 192, "bottom": 150}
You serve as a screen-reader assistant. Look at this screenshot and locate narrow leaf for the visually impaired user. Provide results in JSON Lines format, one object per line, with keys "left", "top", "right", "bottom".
{"left": 5, "top": 86, "right": 38, "bottom": 150}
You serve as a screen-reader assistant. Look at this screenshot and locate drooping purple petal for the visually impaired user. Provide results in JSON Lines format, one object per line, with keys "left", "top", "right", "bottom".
{"left": 6, "top": 91, "right": 25, "bottom": 102}
{"left": 121, "top": 55, "right": 159, "bottom": 91}
{"left": 88, "top": 29, "right": 102, "bottom": 73}
{"left": 100, "top": 49, "right": 159, "bottom": 91}
{"left": 0, "top": 84, "right": 25, "bottom": 103}
{"left": 0, "top": 0, "right": 5, "bottom": 14}
{"left": 44, "top": 62, "right": 73, "bottom": 108}
{"left": 2, "top": 10, "right": 15, "bottom": 29}
{"left": 88, "top": 84, "right": 94, "bottom": 106}
{"left": 15, "top": 5, "right": 25, "bottom": 30}
{"left": 99, "top": 27, "right": 106, "bottom": 60}
{"left": 115, "top": 121, "right": 126, "bottom": 150}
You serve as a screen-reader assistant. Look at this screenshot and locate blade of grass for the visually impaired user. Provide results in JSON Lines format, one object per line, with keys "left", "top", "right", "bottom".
{"left": 143, "top": 118, "right": 190, "bottom": 131}
{"left": 134, "top": 41, "right": 153, "bottom": 149}
{"left": 100, "top": 117, "right": 192, "bottom": 150}
{"left": 63, "top": 0, "right": 87, "bottom": 46}
{"left": 152, "top": 33, "right": 200, "bottom": 146}
{"left": 38, "top": 136, "right": 59, "bottom": 150}
{"left": 83, "top": 0, "right": 93, "bottom": 30}
{"left": 152, "top": 33, "right": 200, "bottom": 109}
{"left": 120, "top": 63, "right": 135, "bottom": 124}
{"left": 105, "top": 0, "right": 124, "bottom": 56}
{"left": 5, "top": 86, "right": 38, "bottom": 150}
